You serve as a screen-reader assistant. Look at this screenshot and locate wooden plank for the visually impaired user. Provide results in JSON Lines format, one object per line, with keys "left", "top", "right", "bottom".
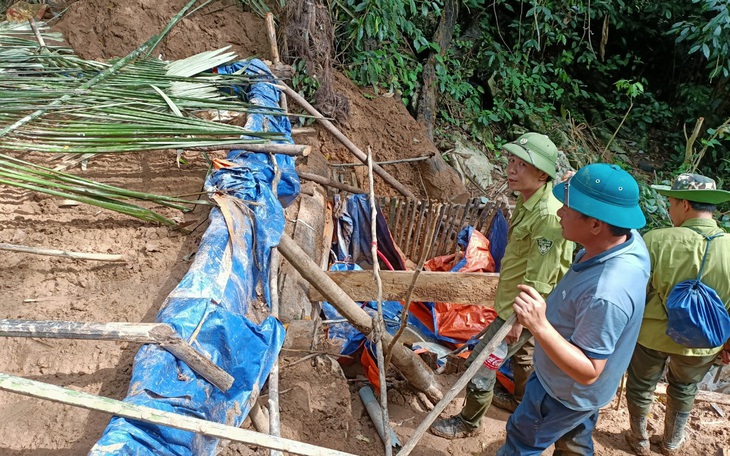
{"left": 0, "top": 373, "right": 356, "bottom": 456}
{"left": 308, "top": 270, "right": 499, "bottom": 305}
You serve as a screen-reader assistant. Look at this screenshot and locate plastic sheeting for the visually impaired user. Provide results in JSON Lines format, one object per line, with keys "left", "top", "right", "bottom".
{"left": 90, "top": 59, "right": 298, "bottom": 456}
{"left": 424, "top": 226, "right": 498, "bottom": 343}
{"left": 327, "top": 195, "right": 506, "bottom": 352}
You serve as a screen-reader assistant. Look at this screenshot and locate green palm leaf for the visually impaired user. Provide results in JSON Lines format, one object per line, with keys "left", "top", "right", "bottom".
{"left": 0, "top": 1, "right": 290, "bottom": 226}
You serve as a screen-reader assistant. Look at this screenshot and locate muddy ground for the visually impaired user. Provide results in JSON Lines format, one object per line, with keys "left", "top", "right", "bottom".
{"left": 0, "top": 0, "right": 728, "bottom": 455}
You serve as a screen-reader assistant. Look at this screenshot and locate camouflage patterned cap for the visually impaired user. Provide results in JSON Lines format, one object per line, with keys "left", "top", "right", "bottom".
{"left": 651, "top": 173, "right": 730, "bottom": 204}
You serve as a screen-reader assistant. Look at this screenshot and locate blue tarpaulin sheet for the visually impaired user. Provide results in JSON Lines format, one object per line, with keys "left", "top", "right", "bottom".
{"left": 90, "top": 59, "right": 299, "bottom": 456}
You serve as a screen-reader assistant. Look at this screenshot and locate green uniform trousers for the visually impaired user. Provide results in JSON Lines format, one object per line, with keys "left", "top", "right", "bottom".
{"left": 461, "top": 316, "right": 535, "bottom": 427}
{"left": 625, "top": 343, "right": 718, "bottom": 415}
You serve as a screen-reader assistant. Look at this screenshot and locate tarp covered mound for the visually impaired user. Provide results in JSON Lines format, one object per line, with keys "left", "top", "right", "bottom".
{"left": 326, "top": 194, "right": 507, "bottom": 357}
{"left": 90, "top": 59, "right": 298, "bottom": 456}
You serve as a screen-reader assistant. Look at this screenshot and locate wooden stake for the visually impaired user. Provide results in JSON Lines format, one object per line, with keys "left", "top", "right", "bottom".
{"left": 265, "top": 12, "right": 288, "bottom": 113}
{"left": 277, "top": 233, "right": 442, "bottom": 403}
{"left": 298, "top": 172, "right": 366, "bottom": 194}
{"left": 0, "top": 373, "right": 356, "bottom": 456}
{"left": 268, "top": 248, "right": 283, "bottom": 456}
{"left": 0, "top": 320, "right": 234, "bottom": 392}
{"left": 367, "top": 147, "right": 392, "bottom": 456}
{"left": 274, "top": 83, "right": 416, "bottom": 199}
{"left": 397, "top": 314, "right": 517, "bottom": 456}
{"left": 0, "top": 243, "right": 125, "bottom": 262}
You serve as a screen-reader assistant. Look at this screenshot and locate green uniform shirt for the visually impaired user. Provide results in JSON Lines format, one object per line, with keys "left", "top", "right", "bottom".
{"left": 493, "top": 182, "right": 574, "bottom": 319}
{"left": 639, "top": 218, "right": 730, "bottom": 355}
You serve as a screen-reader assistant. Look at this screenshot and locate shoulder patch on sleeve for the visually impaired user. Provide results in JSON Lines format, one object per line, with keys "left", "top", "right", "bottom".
{"left": 536, "top": 237, "right": 554, "bottom": 255}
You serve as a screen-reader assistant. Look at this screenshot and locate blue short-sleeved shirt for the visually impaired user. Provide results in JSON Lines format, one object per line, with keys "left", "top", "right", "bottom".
{"left": 534, "top": 230, "right": 650, "bottom": 411}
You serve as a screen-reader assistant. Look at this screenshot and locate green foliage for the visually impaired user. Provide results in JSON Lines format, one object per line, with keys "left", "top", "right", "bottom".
{"left": 639, "top": 183, "right": 671, "bottom": 231}
{"left": 669, "top": 0, "right": 730, "bottom": 80}
{"left": 331, "top": 0, "right": 441, "bottom": 103}
{"left": 325, "top": 0, "right": 730, "bottom": 188}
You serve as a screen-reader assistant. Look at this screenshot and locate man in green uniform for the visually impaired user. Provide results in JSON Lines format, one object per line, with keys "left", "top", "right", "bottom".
{"left": 625, "top": 173, "right": 730, "bottom": 455}
{"left": 430, "top": 132, "right": 575, "bottom": 439}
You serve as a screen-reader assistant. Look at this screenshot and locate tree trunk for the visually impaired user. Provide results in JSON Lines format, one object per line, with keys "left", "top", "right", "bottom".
{"left": 416, "top": 0, "right": 459, "bottom": 139}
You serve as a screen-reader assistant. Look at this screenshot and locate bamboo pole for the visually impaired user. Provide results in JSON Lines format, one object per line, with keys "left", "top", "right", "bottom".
{"left": 0, "top": 243, "right": 125, "bottom": 262}
{"left": 0, "top": 320, "right": 234, "bottom": 392}
{"left": 0, "top": 373, "right": 357, "bottom": 456}
{"left": 397, "top": 314, "right": 517, "bottom": 456}
{"left": 189, "top": 144, "right": 310, "bottom": 156}
{"left": 274, "top": 83, "right": 416, "bottom": 199}
{"left": 298, "top": 172, "right": 365, "bottom": 194}
{"left": 265, "top": 12, "right": 288, "bottom": 113}
{"left": 277, "top": 233, "right": 442, "bottom": 403}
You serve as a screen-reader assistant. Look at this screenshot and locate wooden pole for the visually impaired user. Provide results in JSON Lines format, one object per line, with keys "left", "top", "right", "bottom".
{"left": 367, "top": 147, "right": 392, "bottom": 456}
{"left": 189, "top": 143, "right": 310, "bottom": 156}
{"left": 298, "top": 172, "right": 365, "bottom": 194}
{"left": 274, "top": 83, "right": 416, "bottom": 199}
{"left": 0, "top": 243, "right": 125, "bottom": 262}
{"left": 277, "top": 233, "right": 442, "bottom": 403}
{"left": 265, "top": 12, "right": 288, "bottom": 113}
{"left": 0, "top": 373, "right": 357, "bottom": 456}
{"left": 397, "top": 314, "right": 517, "bottom": 456}
{"left": 268, "top": 248, "right": 283, "bottom": 456}
{"left": 0, "top": 319, "right": 234, "bottom": 392}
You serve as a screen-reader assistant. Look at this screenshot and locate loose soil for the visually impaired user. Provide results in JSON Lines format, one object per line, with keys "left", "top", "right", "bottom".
{"left": 1, "top": 1, "right": 728, "bottom": 455}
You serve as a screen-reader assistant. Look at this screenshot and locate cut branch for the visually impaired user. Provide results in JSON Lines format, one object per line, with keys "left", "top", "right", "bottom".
{"left": 0, "top": 243, "right": 125, "bottom": 262}
{"left": 275, "top": 83, "right": 415, "bottom": 199}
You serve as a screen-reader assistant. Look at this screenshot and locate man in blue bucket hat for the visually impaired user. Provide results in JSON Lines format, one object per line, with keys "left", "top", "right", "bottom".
{"left": 624, "top": 173, "right": 730, "bottom": 456}
{"left": 496, "top": 163, "right": 651, "bottom": 455}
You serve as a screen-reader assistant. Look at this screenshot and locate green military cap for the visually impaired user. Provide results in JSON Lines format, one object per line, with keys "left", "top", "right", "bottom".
{"left": 502, "top": 132, "right": 558, "bottom": 178}
{"left": 652, "top": 173, "right": 730, "bottom": 204}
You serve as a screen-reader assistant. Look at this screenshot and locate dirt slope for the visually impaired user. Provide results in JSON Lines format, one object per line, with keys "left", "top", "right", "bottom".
{"left": 0, "top": 1, "right": 728, "bottom": 455}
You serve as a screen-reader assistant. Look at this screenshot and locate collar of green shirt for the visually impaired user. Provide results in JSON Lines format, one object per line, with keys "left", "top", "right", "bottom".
{"left": 680, "top": 217, "right": 722, "bottom": 233}
{"left": 516, "top": 181, "right": 554, "bottom": 212}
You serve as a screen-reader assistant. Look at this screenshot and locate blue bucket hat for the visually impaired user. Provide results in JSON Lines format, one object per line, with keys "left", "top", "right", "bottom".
{"left": 552, "top": 163, "right": 646, "bottom": 229}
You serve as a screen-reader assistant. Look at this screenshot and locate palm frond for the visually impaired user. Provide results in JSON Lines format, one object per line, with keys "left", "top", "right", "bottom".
{"left": 0, "top": 1, "right": 291, "bottom": 227}
{"left": 0, "top": 20, "right": 287, "bottom": 153}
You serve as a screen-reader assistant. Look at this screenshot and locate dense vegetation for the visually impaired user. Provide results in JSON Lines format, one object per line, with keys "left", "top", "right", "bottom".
{"left": 314, "top": 0, "right": 730, "bottom": 228}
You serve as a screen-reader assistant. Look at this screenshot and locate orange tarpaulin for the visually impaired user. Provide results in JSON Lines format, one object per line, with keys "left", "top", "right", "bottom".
{"left": 424, "top": 228, "right": 497, "bottom": 342}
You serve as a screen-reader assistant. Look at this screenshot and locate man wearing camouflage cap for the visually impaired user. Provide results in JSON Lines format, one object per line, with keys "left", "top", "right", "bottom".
{"left": 497, "top": 163, "right": 650, "bottom": 455}
{"left": 625, "top": 173, "right": 730, "bottom": 455}
{"left": 430, "top": 132, "right": 574, "bottom": 439}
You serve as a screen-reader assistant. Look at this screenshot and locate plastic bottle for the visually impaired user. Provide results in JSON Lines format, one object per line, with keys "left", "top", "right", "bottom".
{"left": 482, "top": 340, "right": 508, "bottom": 370}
